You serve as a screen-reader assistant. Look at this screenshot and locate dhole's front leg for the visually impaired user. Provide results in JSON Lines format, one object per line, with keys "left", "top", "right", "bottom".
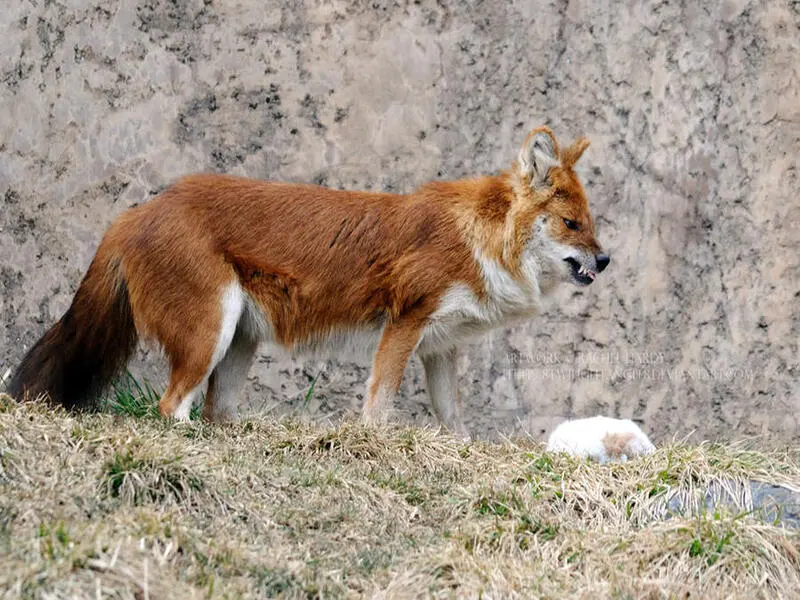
{"left": 421, "top": 348, "right": 469, "bottom": 439}
{"left": 362, "top": 318, "right": 425, "bottom": 425}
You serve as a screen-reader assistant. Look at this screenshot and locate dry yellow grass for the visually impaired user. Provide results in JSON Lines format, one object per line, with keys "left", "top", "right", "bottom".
{"left": 0, "top": 392, "right": 798, "bottom": 599}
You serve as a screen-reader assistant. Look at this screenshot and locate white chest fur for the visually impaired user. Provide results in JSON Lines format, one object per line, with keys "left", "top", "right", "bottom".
{"left": 418, "top": 252, "right": 543, "bottom": 355}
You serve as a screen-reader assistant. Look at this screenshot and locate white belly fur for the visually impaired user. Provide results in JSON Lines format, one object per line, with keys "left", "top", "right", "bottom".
{"left": 240, "top": 252, "right": 542, "bottom": 362}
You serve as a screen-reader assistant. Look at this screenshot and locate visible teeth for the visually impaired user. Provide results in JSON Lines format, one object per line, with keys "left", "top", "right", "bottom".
{"left": 579, "top": 265, "right": 587, "bottom": 275}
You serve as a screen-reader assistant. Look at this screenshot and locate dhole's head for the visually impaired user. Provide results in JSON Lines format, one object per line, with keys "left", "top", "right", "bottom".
{"left": 515, "top": 126, "right": 609, "bottom": 286}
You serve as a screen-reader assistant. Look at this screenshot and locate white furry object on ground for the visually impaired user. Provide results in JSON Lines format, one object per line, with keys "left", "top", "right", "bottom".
{"left": 546, "top": 416, "right": 655, "bottom": 463}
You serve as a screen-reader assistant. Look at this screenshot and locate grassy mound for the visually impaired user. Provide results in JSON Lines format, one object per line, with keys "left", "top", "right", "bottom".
{"left": 0, "top": 393, "right": 798, "bottom": 599}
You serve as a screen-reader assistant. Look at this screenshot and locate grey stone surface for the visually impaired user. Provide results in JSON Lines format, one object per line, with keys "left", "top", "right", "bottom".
{"left": 663, "top": 481, "right": 800, "bottom": 528}
{"left": 1, "top": 1, "right": 798, "bottom": 441}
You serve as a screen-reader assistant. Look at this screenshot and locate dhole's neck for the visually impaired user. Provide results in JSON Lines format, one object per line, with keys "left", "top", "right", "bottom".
{"left": 417, "top": 174, "right": 508, "bottom": 263}
{"left": 428, "top": 171, "right": 543, "bottom": 277}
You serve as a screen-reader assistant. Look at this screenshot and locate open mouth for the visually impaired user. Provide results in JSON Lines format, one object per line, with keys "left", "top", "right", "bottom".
{"left": 564, "top": 257, "right": 596, "bottom": 285}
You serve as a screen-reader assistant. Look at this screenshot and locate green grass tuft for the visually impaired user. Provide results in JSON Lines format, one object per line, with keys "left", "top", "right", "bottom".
{"left": 0, "top": 395, "right": 798, "bottom": 598}
{"left": 102, "top": 448, "right": 205, "bottom": 505}
{"left": 103, "top": 371, "right": 200, "bottom": 420}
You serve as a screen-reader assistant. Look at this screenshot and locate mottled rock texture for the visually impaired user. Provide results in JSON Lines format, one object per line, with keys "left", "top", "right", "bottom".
{"left": 1, "top": 0, "right": 798, "bottom": 441}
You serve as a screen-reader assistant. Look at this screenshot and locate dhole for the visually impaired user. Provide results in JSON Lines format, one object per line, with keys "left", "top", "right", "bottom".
{"left": 10, "top": 126, "right": 609, "bottom": 436}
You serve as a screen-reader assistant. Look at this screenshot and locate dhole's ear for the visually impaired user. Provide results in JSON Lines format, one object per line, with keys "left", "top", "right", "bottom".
{"left": 562, "top": 137, "right": 590, "bottom": 169}
{"left": 518, "top": 126, "right": 560, "bottom": 189}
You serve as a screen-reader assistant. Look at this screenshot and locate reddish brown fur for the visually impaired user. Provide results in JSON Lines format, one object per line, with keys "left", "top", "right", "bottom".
{"left": 547, "top": 161, "right": 603, "bottom": 255}
{"left": 7, "top": 246, "right": 137, "bottom": 409}
{"left": 139, "top": 176, "right": 486, "bottom": 345}
{"left": 10, "top": 125, "right": 606, "bottom": 428}
{"left": 602, "top": 432, "right": 637, "bottom": 458}
{"left": 514, "top": 128, "right": 600, "bottom": 260}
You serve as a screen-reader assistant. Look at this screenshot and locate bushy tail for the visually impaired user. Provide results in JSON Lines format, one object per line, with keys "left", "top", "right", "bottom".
{"left": 8, "top": 249, "right": 137, "bottom": 410}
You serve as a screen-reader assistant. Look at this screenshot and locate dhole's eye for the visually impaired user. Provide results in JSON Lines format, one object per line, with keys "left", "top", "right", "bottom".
{"left": 563, "top": 218, "right": 580, "bottom": 231}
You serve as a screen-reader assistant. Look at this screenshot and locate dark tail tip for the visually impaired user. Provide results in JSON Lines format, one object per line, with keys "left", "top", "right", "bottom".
{"left": 8, "top": 268, "right": 137, "bottom": 410}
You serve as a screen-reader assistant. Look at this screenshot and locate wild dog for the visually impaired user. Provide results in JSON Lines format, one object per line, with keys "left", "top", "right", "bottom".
{"left": 10, "top": 126, "right": 609, "bottom": 436}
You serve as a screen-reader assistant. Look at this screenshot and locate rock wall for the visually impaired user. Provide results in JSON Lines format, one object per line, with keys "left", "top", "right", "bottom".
{"left": 1, "top": 0, "right": 798, "bottom": 442}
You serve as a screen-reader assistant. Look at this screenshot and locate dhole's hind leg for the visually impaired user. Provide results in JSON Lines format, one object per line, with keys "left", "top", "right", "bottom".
{"left": 160, "top": 371, "right": 205, "bottom": 422}
{"left": 202, "top": 328, "right": 257, "bottom": 423}
{"left": 157, "top": 283, "right": 244, "bottom": 421}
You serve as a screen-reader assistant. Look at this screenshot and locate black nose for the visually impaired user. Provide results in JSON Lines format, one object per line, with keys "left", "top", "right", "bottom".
{"left": 595, "top": 253, "right": 610, "bottom": 272}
